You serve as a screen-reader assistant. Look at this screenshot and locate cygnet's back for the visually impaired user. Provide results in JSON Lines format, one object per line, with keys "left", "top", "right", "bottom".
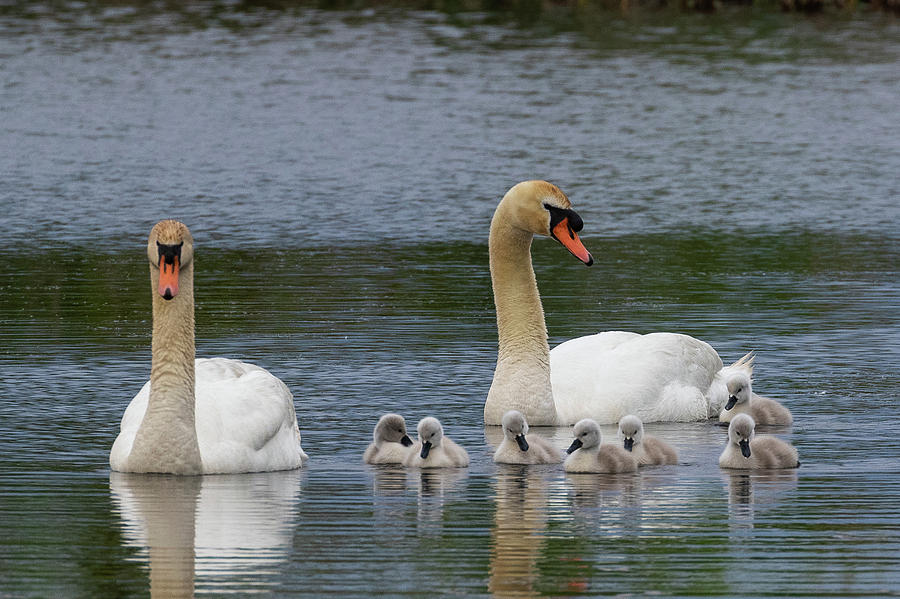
{"left": 364, "top": 413, "right": 413, "bottom": 465}
{"left": 720, "top": 372, "right": 793, "bottom": 426}
{"left": 493, "top": 410, "right": 564, "bottom": 465}
{"left": 719, "top": 414, "right": 799, "bottom": 469}
{"left": 404, "top": 417, "right": 469, "bottom": 469}
{"left": 564, "top": 419, "right": 637, "bottom": 474}
{"left": 617, "top": 414, "right": 678, "bottom": 466}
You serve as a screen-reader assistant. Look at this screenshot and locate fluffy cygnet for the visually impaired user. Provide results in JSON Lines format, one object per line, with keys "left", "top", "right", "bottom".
{"left": 364, "top": 413, "right": 414, "bottom": 464}
{"left": 564, "top": 419, "right": 637, "bottom": 474}
{"left": 719, "top": 372, "right": 792, "bottom": 426}
{"left": 617, "top": 414, "right": 678, "bottom": 466}
{"left": 493, "top": 410, "right": 564, "bottom": 465}
{"left": 719, "top": 414, "right": 799, "bottom": 469}
{"left": 404, "top": 417, "right": 469, "bottom": 468}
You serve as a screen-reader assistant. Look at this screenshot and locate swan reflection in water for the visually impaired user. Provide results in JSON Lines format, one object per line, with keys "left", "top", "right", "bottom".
{"left": 722, "top": 469, "right": 799, "bottom": 530}
{"left": 109, "top": 470, "right": 301, "bottom": 597}
{"left": 489, "top": 464, "right": 556, "bottom": 598}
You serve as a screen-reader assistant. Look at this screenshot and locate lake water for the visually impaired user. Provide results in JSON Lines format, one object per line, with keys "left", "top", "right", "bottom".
{"left": 1, "top": 3, "right": 899, "bottom": 597}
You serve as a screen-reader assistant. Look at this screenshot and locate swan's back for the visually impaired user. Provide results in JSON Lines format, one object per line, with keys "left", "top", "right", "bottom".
{"left": 747, "top": 435, "right": 799, "bottom": 469}
{"left": 719, "top": 393, "right": 793, "bottom": 426}
{"left": 551, "top": 332, "right": 723, "bottom": 424}
{"left": 364, "top": 442, "right": 411, "bottom": 464}
{"left": 638, "top": 436, "right": 678, "bottom": 466}
{"left": 405, "top": 437, "right": 469, "bottom": 468}
{"left": 564, "top": 444, "right": 637, "bottom": 473}
{"left": 112, "top": 358, "right": 307, "bottom": 474}
{"left": 749, "top": 395, "right": 793, "bottom": 426}
{"left": 493, "top": 434, "right": 563, "bottom": 465}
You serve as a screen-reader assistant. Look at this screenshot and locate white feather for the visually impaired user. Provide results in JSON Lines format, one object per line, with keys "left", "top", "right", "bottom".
{"left": 111, "top": 357, "right": 307, "bottom": 474}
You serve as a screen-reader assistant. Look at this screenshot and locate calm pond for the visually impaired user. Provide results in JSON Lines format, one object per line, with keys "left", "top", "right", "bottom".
{"left": 1, "top": 3, "right": 899, "bottom": 597}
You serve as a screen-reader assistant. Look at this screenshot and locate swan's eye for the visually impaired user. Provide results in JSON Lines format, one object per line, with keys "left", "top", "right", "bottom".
{"left": 156, "top": 241, "right": 184, "bottom": 266}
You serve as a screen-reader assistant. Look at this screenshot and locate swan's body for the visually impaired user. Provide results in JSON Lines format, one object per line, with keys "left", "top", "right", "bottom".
{"left": 484, "top": 180, "right": 746, "bottom": 425}
{"left": 564, "top": 419, "right": 637, "bottom": 474}
{"left": 719, "top": 414, "right": 799, "bottom": 469}
{"left": 493, "top": 410, "right": 564, "bottom": 465}
{"left": 110, "top": 220, "right": 307, "bottom": 475}
{"left": 719, "top": 371, "right": 792, "bottom": 426}
{"left": 617, "top": 414, "right": 678, "bottom": 466}
{"left": 364, "top": 413, "right": 414, "bottom": 464}
{"left": 404, "top": 417, "right": 469, "bottom": 469}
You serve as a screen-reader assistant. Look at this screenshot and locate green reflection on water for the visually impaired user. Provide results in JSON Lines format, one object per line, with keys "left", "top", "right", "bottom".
{"left": 3, "top": 232, "right": 894, "bottom": 356}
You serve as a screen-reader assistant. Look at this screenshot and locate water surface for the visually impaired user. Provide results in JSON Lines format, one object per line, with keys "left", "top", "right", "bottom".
{"left": 1, "top": 4, "right": 899, "bottom": 598}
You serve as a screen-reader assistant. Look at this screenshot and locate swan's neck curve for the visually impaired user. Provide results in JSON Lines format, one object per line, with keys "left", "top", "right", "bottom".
{"left": 127, "top": 262, "right": 202, "bottom": 474}
{"left": 485, "top": 203, "right": 557, "bottom": 425}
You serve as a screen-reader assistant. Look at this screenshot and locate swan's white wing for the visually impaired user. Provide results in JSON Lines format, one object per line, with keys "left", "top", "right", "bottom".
{"left": 194, "top": 358, "right": 306, "bottom": 474}
{"left": 109, "top": 380, "right": 151, "bottom": 471}
{"left": 110, "top": 358, "right": 306, "bottom": 474}
{"left": 550, "top": 332, "right": 723, "bottom": 424}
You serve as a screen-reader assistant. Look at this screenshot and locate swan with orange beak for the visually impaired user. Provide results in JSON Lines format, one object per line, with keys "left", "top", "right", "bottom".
{"left": 485, "top": 180, "right": 732, "bottom": 426}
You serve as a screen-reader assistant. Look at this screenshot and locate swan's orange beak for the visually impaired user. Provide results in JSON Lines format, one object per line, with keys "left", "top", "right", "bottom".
{"left": 158, "top": 255, "right": 180, "bottom": 300}
{"left": 551, "top": 219, "right": 593, "bottom": 266}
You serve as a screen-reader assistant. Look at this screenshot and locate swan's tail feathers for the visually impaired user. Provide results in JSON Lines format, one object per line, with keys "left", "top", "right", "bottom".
{"left": 729, "top": 351, "right": 755, "bottom": 375}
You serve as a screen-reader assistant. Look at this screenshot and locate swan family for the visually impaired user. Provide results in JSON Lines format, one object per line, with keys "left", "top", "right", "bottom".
{"left": 110, "top": 181, "right": 798, "bottom": 476}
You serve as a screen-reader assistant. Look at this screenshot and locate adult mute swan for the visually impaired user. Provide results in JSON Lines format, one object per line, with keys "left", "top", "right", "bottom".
{"left": 484, "top": 180, "right": 747, "bottom": 426}
{"left": 110, "top": 220, "right": 308, "bottom": 475}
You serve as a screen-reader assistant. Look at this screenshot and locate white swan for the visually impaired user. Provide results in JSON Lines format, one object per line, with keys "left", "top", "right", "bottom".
{"left": 364, "top": 413, "right": 414, "bottom": 464}
{"left": 110, "top": 220, "right": 308, "bottom": 475}
{"left": 485, "top": 180, "right": 749, "bottom": 425}
{"left": 617, "top": 414, "right": 678, "bottom": 466}
{"left": 719, "top": 414, "right": 799, "bottom": 469}
{"left": 719, "top": 370, "right": 793, "bottom": 426}
{"left": 404, "top": 417, "right": 469, "bottom": 469}
{"left": 563, "top": 419, "right": 637, "bottom": 474}
{"left": 493, "top": 410, "right": 564, "bottom": 465}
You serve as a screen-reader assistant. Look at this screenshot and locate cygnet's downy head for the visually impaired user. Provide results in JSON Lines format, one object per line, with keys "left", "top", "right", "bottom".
{"left": 501, "top": 410, "right": 530, "bottom": 452}
{"left": 617, "top": 414, "right": 644, "bottom": 452}
{"left": 567, "top": 419, "right": 602, "bottom": 454}
{"left": 725, "top": 373, "right": 753, "bottom": 411}
{"left": 374, "top": 413, "right": 413, "bottom": 447}
{"left": 147, "top": 220, "right": 195, "bottom": 301}
{"left": 728, "top": 414, "right": 756, "bottom": 458}
{"left": 416, "top": 417, "right": 444, "bottom": 460}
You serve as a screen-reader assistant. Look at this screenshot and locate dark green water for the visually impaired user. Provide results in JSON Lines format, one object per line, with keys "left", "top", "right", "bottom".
{"left": 1, "top": 3, "right": 899, "bottom": 597}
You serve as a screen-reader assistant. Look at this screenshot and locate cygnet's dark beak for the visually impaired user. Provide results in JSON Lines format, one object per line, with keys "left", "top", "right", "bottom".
{"left": 566, "top": 438, "right": 583, "bottom": 455}
{"left": 739, "top": 439, "right": 751, "bottom": 458}
{"left": 420, "top": 440, "right": 432, "bottom": 459}
{"left": 515, "top": 434, "right": 529, "bottom": 452}
{"left": 400, "top": 434, "right": 413, "bottom": 447}
{"left": 623, "top": 437, "right": 634, "bottom": 452}
{"left": 725, "top": 396, "right": 738, "bottom": 411}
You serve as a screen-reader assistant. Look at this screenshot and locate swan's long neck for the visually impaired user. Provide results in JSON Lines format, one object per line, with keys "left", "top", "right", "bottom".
{"left": 485, "top": 204, "right": 557, "bottom": 426}
{"left": 127, "top": 262, "right": 202, "bottom": 475}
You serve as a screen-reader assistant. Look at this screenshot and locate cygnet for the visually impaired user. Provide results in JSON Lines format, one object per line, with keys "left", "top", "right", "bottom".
{"left": 617, "top": 414, "right": 678, "bottom": 466}
{"left": 364, "top": 413, "right": 414, "bottom": 464}
{"left": 564, "top": 419, "right": 637, "bottom": 474}
{"left": 719, "top": 372, "right": 792, "bottom": 426}
{"left": 404, "top": 417, "right": 469, "bottom": 468}
{"left": 493, "top": 410, "right": 564, "bottom": 465}
{"left": 719, "top": 413, "right": 799, "bottom": 469}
